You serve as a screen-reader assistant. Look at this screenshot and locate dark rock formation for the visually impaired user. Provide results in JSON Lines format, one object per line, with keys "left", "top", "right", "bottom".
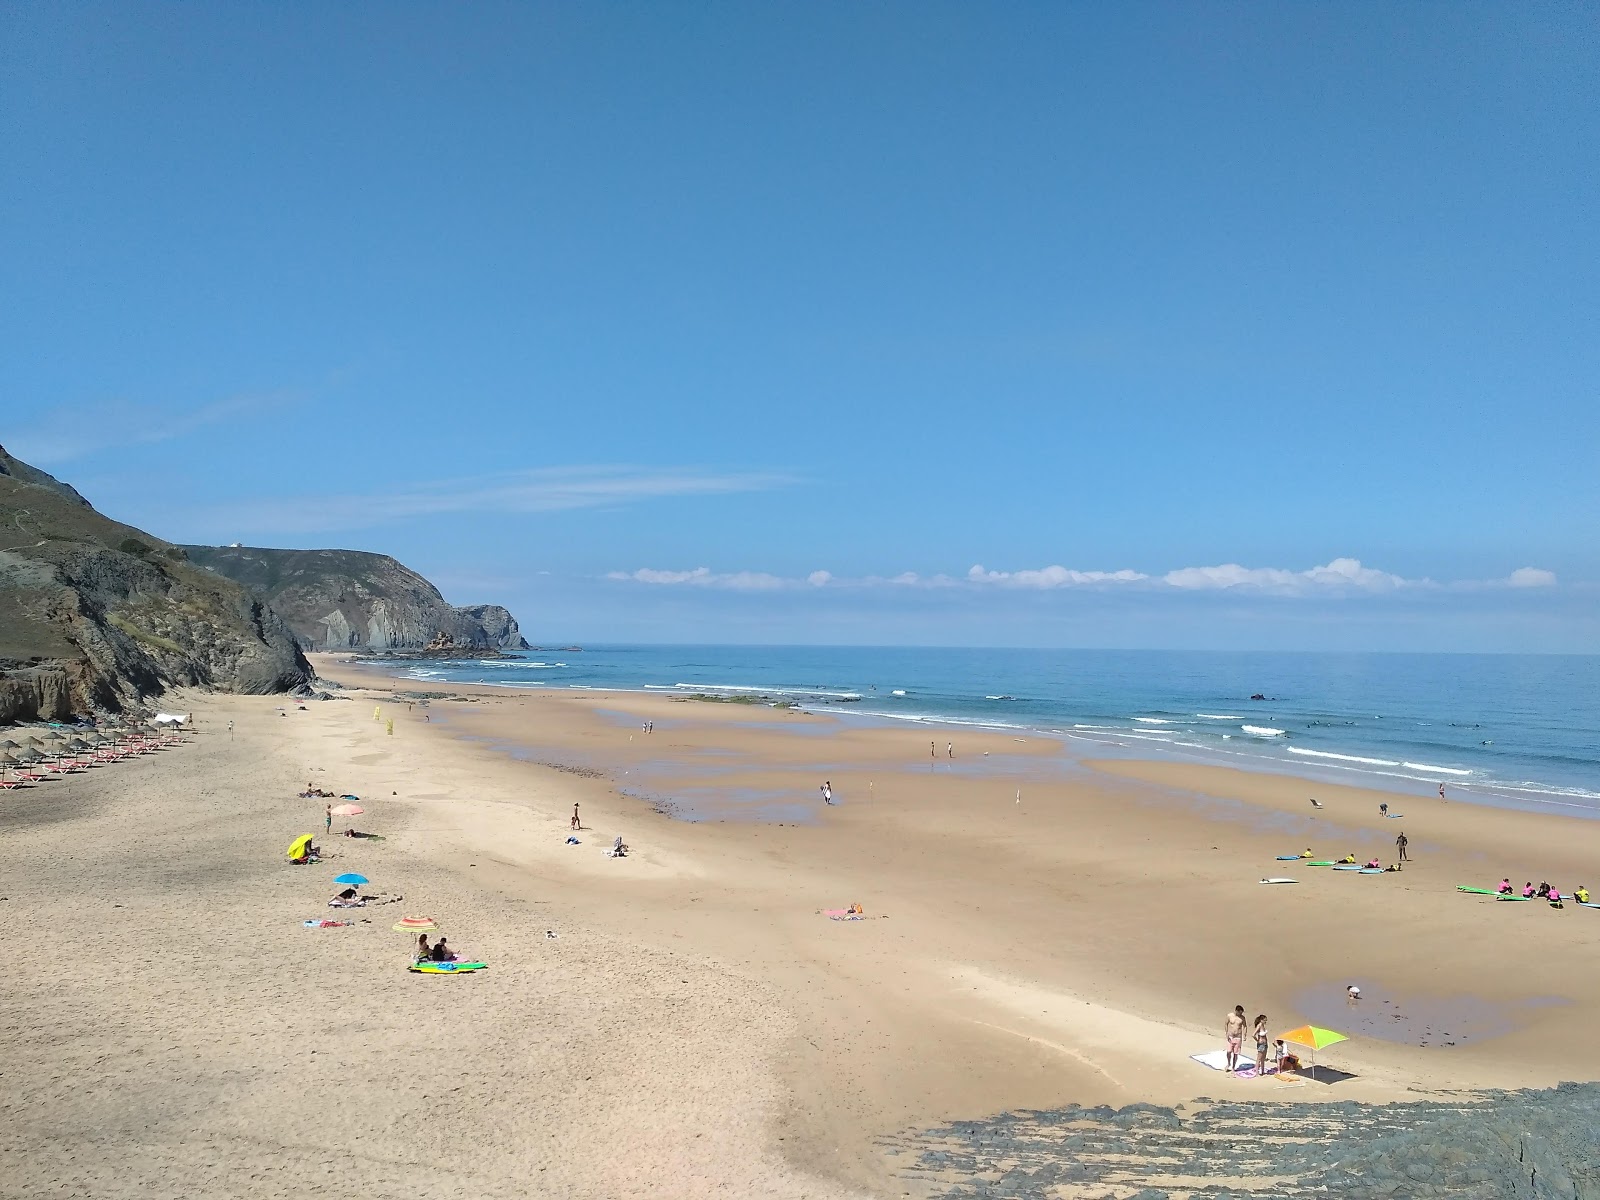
{"left": 0, "top": 446, "right": 312, "bottom": 717}
{"left": 882, "top": 1081, "right": 1600, "bottom": 1198}
{"left": 182, "top": 546, "right": 529, "bottom": 652}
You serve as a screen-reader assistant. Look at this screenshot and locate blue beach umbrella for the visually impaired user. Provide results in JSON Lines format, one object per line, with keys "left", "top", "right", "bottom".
{"left": 334, "top": 873, "right": 369, "bottom": 886}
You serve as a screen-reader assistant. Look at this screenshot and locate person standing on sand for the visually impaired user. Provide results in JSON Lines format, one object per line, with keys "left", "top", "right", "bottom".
{"left": 930, "top": 741, "right": 935, "bottom": 760}
{"left": 1225, "top": 1006, "right": 1246, "bottom": 1072}
{"left": 325, "top": 804, "right": 332, "bottom": 834}
{"left": 571, "top": 803, "right": 581, "bottom": 830}
{"left": 821, "top": 780, "right": 833, "bottom": 805}
{"left": 1253, "top": 1015, "right": 1270, "bottom": 1077}
{"left": 1439, "top": 782, "right": 1447, "bottom": 800}
{"left": 1396, "top": 831, "right": 1409, "bottom": 862}
{"left": 947, "top": 741, "right": 953, "bottom": 759}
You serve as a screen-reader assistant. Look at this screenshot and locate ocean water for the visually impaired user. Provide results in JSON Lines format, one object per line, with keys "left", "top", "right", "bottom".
{"left": 385, "top": 646, "right": 1599, "bottom": 813}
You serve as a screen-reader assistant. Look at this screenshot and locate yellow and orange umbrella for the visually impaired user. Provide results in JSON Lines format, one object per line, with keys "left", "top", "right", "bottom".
{"left": 1277, "top": 1024, "right": 1348, "bottom": 1079}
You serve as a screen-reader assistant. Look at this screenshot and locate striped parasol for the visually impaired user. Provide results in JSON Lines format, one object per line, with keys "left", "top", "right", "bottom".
{"left": 393, "top": 917, "right": 439, "bottom": 933}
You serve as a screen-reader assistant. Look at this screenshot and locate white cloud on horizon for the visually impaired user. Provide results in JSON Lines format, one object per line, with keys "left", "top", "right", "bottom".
{"left": 1162, "top": 557, "right": 1410, "bottom": 593}
{"left": 1507, "top": 567, "right": 1558, "bottom": 588}
{"left": 606, "top": 566, "right": 791, "bottom": 591}
{"left": 606, "top": 557, "right": 1564, "bottom": 595}
{"left": 968, "top": 564, "right": 1150, "bottom": 588}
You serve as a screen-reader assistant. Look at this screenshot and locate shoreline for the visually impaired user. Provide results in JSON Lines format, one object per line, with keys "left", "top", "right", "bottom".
{"left": 335, "top": 652, "right": 1600, "bottom": 819}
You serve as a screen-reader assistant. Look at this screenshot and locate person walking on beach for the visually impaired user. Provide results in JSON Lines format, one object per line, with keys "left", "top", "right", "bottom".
{"left": 821, "top": 780, "right": 833, "bottom": 805}
{"left": 1225, "top": 1005, "right": 1246, "bottom": 1072}
{"left": 947, "top": 741, "right": 953, "bottom": 759}
{"left": 325, "top": 804, "right": 332, "bottom": 834}
{"left": 930, "top": 741, "right": 936, "bottom": 761}
{"left": 1396, "top": 831, "right": 1409, "bottom": 862}
{"left": 571, "top": 803, "right": 581, "bottom": 830}
{"left": 1253, "top": 1015, "right": 1270, "bottom": 1077}
{"left": 1439, "top": 782, "right": 1447, "bottom": 800}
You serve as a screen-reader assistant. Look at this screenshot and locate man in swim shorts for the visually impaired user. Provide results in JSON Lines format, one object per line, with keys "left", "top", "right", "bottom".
{"left": 1225, "top": 1005, "right": 1246, "bottom": 1071}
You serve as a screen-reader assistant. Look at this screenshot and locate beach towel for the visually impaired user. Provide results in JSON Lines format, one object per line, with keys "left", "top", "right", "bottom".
{"left": 1191, "top": 1050, "right": 1276, "bottom": 1076}
{"left": 303, "top": 919, "right": 354, "bottom": 928}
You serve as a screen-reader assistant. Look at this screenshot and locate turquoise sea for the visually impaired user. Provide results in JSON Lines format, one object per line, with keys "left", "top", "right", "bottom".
{"left": 384, "top": 646, "right": 1599, "bottom": 814}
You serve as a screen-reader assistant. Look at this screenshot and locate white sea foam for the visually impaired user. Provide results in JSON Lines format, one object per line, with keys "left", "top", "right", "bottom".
{"left": 892, "top": 689, "right": 907, "bottom": 696}
{"left": 1196, "top": 714, "right": 1243, "bottom": 720}
{"left": 673, "top": 682, "right": 864, "bottom": 700}
{"left": 1134, "top": 717, "right": 1173, "bottom": 725}
{"left": 1403, "top": 761, "right": 1473, "bottom": 776}
{"left": 1242, "top": 725, "right": 1287, "bottom": 737}
{"left": 1289, "top": 748, "right": 1400, "bottom": 767}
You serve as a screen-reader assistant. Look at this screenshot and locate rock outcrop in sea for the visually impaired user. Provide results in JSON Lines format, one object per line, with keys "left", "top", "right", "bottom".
{"left": 181, "top": 545, "right": 530, "bottom": 653}
{"left": 0, "top": 445, "right": 312, "bottom": 720}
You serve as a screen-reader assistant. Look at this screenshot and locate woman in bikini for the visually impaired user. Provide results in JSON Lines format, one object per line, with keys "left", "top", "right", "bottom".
{"left": 1254, "top": 1015, "right": 1270, "bottom": 1077}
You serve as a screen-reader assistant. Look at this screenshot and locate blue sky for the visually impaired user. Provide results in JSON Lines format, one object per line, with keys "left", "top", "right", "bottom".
{"left": 3, "top": 3, "right": 1595, "bottom": 651}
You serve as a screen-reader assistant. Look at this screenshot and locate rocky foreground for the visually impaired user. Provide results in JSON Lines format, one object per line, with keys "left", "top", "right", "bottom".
{"left": 883, "top": 1083, "right": 1600, "bottom": 1198}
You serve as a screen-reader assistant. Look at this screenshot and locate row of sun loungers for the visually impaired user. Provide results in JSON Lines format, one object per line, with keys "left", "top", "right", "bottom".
{"left": 0, "top": 727, "right": 187, "bottom": 789}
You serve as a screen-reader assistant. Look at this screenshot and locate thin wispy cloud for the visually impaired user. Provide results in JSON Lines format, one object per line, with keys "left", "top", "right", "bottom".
{"left": 200, "top": 466, "right": 793, "bottom": 536}
{"left": 6, "top": 391, "right": 299, "bottom": 465}
{"left": 607, "top": 557, "right": 1562, "bottom": 595}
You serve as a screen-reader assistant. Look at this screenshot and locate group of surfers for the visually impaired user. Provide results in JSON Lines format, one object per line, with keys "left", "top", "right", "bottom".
{"left": 1497, "top": 878, "right": 1587, "bottom": 907}
{"left": 1295, "top": 849, "right": 1400, "bottom": 872}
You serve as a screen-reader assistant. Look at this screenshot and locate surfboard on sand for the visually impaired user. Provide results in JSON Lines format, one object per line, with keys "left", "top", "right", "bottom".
{"left": 1457, "top": 886, "right": 1499, "bottom": 895}
{"left": 1497, "top": 895, "right": 1531, "bottom": 902}
{"left": 1275, "top": 855, "right": 1302, "bottom": 861}
{"left": 1259, "top": 877, "right": 1298, "bottom": 884}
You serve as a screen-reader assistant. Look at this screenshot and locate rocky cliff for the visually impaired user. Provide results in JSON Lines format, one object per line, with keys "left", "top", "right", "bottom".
{"left": 0, "top": 446, "right": 312, "bottom": 721}
{"left": 181, "top": 546, "right": 529, "bottom": 652}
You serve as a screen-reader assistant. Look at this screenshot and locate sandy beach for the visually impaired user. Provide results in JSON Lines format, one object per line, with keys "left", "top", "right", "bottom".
{"left": 6, "top": 656, "right": 1600, "bottom": 1198}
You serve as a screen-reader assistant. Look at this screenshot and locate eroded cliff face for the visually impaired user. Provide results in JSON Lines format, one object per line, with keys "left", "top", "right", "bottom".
{"left": 181, "top": 546, "right": 529, "bottom": 652}
{"left": 0, "top": 446, "right": 313, "bottom": 717}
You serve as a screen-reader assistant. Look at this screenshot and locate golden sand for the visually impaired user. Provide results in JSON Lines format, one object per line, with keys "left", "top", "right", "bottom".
{"left": 5, "top": 654, "right": 1597, "bottom": 1197}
